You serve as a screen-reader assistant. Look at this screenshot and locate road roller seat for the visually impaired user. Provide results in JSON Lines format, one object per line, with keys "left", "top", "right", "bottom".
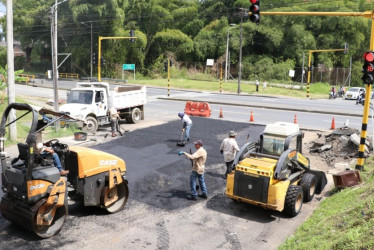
{"left": 17, "top": 143, "right": 28, "bottom": 161}
{"left": 10, "top": 143, "right": 28, "bottom": 168}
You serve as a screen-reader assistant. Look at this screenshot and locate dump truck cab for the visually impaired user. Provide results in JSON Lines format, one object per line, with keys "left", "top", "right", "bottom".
{"left": 226, "top": 122, "right": 326, "bottom": 217}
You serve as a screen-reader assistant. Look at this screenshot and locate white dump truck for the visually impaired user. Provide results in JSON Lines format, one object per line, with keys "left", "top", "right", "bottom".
{"left": 59, "top": 82, "right": 147, "bottom": 133}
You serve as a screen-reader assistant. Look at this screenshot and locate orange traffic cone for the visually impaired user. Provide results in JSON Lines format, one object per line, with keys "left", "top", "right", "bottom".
{"left": 294, "top": 114, "right": 298, "bottom": 124}
{"left": 250, "top": 111, "right": 254, "bottom": 122}
{"left": 219, "top": 108, "right": 224, "bottom": 118}
{"left": 331, "top": 117, "right": 336, "bottom": 130}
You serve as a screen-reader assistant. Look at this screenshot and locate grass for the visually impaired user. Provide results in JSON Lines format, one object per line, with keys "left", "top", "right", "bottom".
{"left": 130, "top": 78, "right": 335, "bottom": 99}
{"left": 279, "top": 158, "right": 374, "bottom": 249}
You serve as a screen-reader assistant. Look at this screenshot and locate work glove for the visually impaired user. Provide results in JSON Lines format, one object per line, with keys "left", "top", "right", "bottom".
{"left": 220, "top": 150, "right": 223, "bottom": 154}
{"left": 178, "top": 151, "right": 184, "bottom": 156}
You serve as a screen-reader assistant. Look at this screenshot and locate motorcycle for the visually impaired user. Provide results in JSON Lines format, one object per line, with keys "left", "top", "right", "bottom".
{"left": 337, "top": 87, "right": 345, "bottom": 98}
{"left": 356, "top": 92, "right": 365, "bottom": 105}
{"left": 329, "top": 91, "right": 337, "bottom": 99}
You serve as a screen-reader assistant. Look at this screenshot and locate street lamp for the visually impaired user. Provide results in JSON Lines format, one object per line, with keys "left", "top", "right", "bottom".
{"left": 81, "top": 22, "right": 93, "bottom": 78}
{"left": 225, "top": 24, "right": 236, "bottom": 82}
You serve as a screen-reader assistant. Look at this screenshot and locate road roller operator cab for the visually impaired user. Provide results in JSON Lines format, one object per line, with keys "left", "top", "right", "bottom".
{"left": 225, "top": 122, "right": 327, "bottom": 217}
{"left": 0, "top": 103, "right": 129, "bottom": 238}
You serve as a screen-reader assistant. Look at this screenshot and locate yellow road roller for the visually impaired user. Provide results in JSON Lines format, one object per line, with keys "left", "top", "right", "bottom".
{"left": 0, "top": 103, "right": 128, "bottom": 238}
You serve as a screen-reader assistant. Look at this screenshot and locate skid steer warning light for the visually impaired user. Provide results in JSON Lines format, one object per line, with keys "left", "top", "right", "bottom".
{"left": 362, "top": 51, "right": 374, "bottom": 84}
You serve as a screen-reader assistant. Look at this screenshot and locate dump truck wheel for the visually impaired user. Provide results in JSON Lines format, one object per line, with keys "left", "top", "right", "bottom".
{"left": 284, "top": 185, "right": 303, "bottom": 217}
{"left": 83, "top": 116, "right": 98, "bottom": 133}
{"left": 300, "top": 173, "right": 317, "bottom": 202}
{"left": 128, "top": 108, "right": 141, "bottom": 123}
{"left": 33, "top": 199, "right": 68, "bottom": 238}
{"left": 101, "top": 182, "right": 129, "bottom": 214}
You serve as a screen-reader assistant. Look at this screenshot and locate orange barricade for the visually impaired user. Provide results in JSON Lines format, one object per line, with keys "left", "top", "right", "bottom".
{"left": 184, "top": 101, "right": 211, "bottom": 117}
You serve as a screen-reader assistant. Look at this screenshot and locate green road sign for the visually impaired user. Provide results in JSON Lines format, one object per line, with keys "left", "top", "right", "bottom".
{"left": 123, "top": 64, "right": 135, "bottom": 70}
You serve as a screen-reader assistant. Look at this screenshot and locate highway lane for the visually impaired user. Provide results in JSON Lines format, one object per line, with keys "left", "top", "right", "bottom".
{"left": 15, "top": 84, "right": 374, "bottom": 134}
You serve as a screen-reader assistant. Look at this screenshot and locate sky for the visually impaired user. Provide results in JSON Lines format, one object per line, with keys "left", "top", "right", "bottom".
{"left": 0, "top": 2, "right": 4, "bottom": 17}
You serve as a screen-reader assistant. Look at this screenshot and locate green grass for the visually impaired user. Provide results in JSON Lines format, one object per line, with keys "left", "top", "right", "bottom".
{"left": 279, "top": 158, "right": 374, "bottom": 249}
{"left": 131, "top": 78, "right": 334, "bottom": 99}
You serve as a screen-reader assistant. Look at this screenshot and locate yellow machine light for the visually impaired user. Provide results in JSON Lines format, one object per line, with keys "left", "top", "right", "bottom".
{"left": 296, "top": 152, "right": 309, "bottom": 166}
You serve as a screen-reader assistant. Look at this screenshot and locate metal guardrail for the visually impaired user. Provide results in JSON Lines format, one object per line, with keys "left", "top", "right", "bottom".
{"left": 59, "top": 73, "right": 79, "bottom": 79}
{"left": 16, "top": 74, "right": 35, "bottom": 83}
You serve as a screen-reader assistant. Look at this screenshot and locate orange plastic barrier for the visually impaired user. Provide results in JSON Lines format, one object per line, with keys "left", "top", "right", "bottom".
{"left": 184, "top": 101, "right": 211, "bottom": 117}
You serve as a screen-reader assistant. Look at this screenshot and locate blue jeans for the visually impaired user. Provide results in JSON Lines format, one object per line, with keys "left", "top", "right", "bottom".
{"left": 41, "top": 151, "right": 62, "bottom": 172}
{"left": 190, "top": 171, "right": 208, "bottom": 197}
{"left": 183, "top": 124, "right": 192, "bottom": 141}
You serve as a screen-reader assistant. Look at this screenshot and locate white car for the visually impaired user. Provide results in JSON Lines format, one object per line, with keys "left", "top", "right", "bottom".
{"left": 345, "top": 87, "right": 365, "bottom": 100}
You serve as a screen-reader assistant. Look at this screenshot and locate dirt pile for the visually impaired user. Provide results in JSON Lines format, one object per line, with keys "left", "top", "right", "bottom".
{"left": 308, "top": 127, "right": 373, "bottom": 167}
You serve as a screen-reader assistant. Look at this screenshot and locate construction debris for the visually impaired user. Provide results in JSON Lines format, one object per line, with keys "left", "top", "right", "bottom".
{"left": 309, "top": 126, "right": 373, "bottom": 167}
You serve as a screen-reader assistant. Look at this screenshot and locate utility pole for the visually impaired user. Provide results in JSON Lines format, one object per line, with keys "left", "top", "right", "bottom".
{"left": 237, "top": 8, "right": 246, "bottom": 94}
{"left": 50, "top": 0, "right": 68, "bottom": 131}
{"left": 82, "top": 22, "right": 93, "bottom": 78}
{"left": 225, "top": 24, "right": 236, "bottom": 82}
{"left": 6, "top": 0, "right": 16, "bottom": 140}
{"left": 51, "top": 0, "right": 60, "bottom": 131}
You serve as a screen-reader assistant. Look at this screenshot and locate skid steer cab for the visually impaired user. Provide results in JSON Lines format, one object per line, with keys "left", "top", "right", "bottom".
{"left": 0, "top": 103, "right": 129, "bottom": 238}
{"left": 226, "top": 122, "right": 327, "bottom": 217}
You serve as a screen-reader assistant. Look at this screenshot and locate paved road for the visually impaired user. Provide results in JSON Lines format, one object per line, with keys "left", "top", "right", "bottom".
{"left": 0, "top": 117, "right": 327, "bottom": 250}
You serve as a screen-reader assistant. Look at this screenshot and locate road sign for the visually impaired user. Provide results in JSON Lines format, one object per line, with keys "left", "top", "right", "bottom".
{"left": 123, "top": 64, "right": 135, "bottom": 70}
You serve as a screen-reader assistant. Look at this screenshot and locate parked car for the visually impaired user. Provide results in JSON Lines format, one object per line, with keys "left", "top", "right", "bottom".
{"left": 345, "top": 87, "right": 365, "bottom": 100}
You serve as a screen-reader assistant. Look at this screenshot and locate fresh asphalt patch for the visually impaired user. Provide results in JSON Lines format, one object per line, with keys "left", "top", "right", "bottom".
{"left": 92, "top": 117, "right": 265, "bottom": 210}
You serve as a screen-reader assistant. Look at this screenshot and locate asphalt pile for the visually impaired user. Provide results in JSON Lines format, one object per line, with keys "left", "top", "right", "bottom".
{"left": 309, "top": 126, "right": 373, "bottom": 166}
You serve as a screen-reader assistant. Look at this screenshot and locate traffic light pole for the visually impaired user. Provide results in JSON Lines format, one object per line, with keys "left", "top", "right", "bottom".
{"left": 261, "top": 10, "right": 374, "bottom": 170}
{"left": 98, "top": 36, "right": 137, "bottom": 82}
{"left": 307, "top": 48, "right": 346, "bottom": 98}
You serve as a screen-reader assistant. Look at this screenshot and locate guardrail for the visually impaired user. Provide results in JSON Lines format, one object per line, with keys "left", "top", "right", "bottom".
{"left": 59, "top": 73, "right": 79, "bottom": 79}
{"left": 16, "top": 74, "right": 35, "bottom": 83}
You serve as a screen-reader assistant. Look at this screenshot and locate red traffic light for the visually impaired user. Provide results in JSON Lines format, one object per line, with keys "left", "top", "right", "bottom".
{"left": 364, "top": 63, "right": 374, "bottom": 73}
{"left": 249, "top": 0, "right": 260, "bottom": 24}
{"left": 363, "top": 51, "right": 374, "bottom": 62}
{"left": 250, "top": 5, "right": 259, "bottom": 12}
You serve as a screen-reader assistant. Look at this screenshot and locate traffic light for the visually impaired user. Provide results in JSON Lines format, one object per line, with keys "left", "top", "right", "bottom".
{"left": 362, "top": 51, "right": 374, "bottom": 84}
{"left": 93, "top": 53, "right": 97, "bottom": 65}
{"left": 344, "top": 43, "right": 349, "bottom": 54}
{"left": 101, "top": 57, "right": 106, "bottom": 66}
{"left": 130, "top": 30, "right": 135, "bottom": 43}
{"left": 164, "top": 60, "right": 168, "bottom": 72}
{"left": 249, "top": 0, "right": 260, "bottom": 24}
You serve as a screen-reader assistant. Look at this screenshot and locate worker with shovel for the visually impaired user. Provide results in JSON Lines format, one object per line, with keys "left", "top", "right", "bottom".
{"left": 178, "top": 112, "right": 192, "bottom": 144}
{"left": 109, "top": 106, "right": 120, "bottom": 137}
{"left": 179, "top": 140, "right": 208, "bottom": 201}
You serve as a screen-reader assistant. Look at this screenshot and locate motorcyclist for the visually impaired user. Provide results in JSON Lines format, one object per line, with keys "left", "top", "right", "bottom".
{"left": 356, "top": 89, "right": 365, "bottom": 105}
{"left": 329, "top": 86, "right": 336, "bottom": 99}
{"left": 338, "top": 85, "right": 345, "bottom": 97}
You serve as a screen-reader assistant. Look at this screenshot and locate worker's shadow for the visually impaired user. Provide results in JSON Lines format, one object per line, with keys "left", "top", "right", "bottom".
{"left": 156, "top": 190, "right": 189, "bottom": 200}
{"left": 205, "top": 193, "right": 279, "bottom": 223}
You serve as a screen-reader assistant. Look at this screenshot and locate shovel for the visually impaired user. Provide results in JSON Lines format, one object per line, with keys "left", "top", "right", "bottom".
{"left": 177, "top": 129, "right": 186, "bottom": 147}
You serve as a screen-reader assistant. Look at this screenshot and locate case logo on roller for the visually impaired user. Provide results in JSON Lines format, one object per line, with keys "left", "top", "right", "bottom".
{"left": 99, "top": 159, "right": 118, "bottom": 166}
{"left": 30, "top": 183, "right": 45, "bottom": 191}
